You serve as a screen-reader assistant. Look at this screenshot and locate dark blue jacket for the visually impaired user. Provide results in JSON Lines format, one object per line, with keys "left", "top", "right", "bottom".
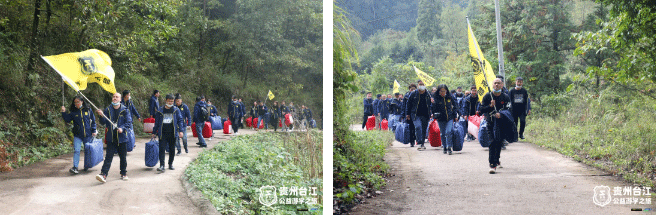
{"left": 377, "top": 99, "right": 390, "bottom": 119}
{"left": 228, "top": 101, "right": 242, "bottom": 119}
{"left": 431, "top": 93, "right": 459, "bottom": 122}
{"left": 61, "top": 107, "right": 97, "bottom": 141}
{"left": 303, "top": 108, "right": 313, "bottom": 120}
{"left": 281, "top": 105, "right": 290, "bottom": 114}
{"left": 99, "top": 104, "right": 132, "bottom": 144}
{"left": 462, "top": 95, "right": 480, "bottom": 116}
{"left": 193, "top": 101, "right": 207, "bottom": 123}
{"left": 478, "top": 92, "right": 511, "bottom": 121}
{"left": 404, "top": 90, "right": 432, "bottom": 120}
{"left": 270, "top": 105, "right": 281, "bottom": 120}
{"left": 363, "top": 98, "right": 374, "bottom": 115}
{"left": 176, "top": 103, "right": 192, "bottom": 126}
{"left": 208, "top": 105, "right": 218, "bottom": 116}
{"left": 239, "top": 102, "right": 246, "bottom": 117}
{"left": 149, "top": 95, "right": 159, "bottom": 117}
{"left": 373, "top": 99, "right": 379, "bottom": 115}
{"left": 152, "top": 106, "right": 185, "bottom": 138}
{"left": 256, "top": 105, "right": 268, "bottom": 117}
{"left": 121, "top": 99, "right": 141, "bottom": 120}
{"left": 390, "top": 98, "right": 402, "bottom": 115}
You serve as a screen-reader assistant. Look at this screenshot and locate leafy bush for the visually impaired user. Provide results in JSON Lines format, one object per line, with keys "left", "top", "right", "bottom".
{"left": 185, "top": 131, "right": 322, "bottom": 215}
{"left": 527, "top": 85, "right": 656, "bottom": 187}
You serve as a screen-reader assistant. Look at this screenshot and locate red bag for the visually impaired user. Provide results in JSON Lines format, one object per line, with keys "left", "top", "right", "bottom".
{"left": 252, "top": 118, "right": 258, "bottom": 128}
{"left": 202, "top": 122, "right": 212, "bottom": 138}
{"left": 143, "top": 117, "right": 155, "bottom": 133}
{"left": 366, "top": 116, "right": 375, "bottom": 130}
{"left": 223, "top": 119, "right": 232, "bottom": 134}
{"left": 192, "top": 122, "right": 212, "bottom": 138}
{"left": 279, "top": 119, "right": 282, "bottom": 128}
{"left": 381, "top": 119, "right": 388, "bottom": 130}
{"left": 246, "top": 117, "right": 253, "bottom": 127}
{"left": 428, "top": 120, "right": 442, "bottom": 147}
{"left": 468, "top": 115, "right": 483, "bottom": 128}
{"left": 285, "top": 113, "right": 293, "bottom": 126}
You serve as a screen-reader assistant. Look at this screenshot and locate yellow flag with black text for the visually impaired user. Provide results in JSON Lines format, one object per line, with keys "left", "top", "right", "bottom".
{"left": 268, "top": 90, "right": 275, "bottom": 100}
{"left": 41, "top": 49, "right": 116, "bottom": 93}
{"left": 393, "top": 80, "right": 400, "bottom": 93}
{"left": 467, "top": 22, "right": 496, "bottom": 102}
{"left": 412, "top": 65, "right": 435, "bottom": 86}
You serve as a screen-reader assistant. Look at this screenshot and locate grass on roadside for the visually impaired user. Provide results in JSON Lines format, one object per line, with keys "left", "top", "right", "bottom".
{"left": 185, "top": 130, "right": 322, "bottom": 215}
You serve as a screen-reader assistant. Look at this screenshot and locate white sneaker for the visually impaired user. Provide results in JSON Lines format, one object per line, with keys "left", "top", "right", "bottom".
{"left": 489, "top": 167, "right": 496, "bottom": 174}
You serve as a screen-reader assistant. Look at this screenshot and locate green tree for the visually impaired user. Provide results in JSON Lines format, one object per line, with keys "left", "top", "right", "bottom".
{"left": 416, "top": 0, "right": 442, "bottom": 43}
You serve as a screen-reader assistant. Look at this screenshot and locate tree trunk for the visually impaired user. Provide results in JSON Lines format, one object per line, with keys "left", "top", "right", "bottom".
{"left": 27, "top": 0, "right": 43, "bottom": 73}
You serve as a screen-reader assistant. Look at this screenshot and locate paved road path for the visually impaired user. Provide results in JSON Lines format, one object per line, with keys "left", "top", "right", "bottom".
{"left": 0, "top": 127, "right": 258, "bottom": 215}
{"left": 349, "top": 126, "right": 655, "bottom": 214}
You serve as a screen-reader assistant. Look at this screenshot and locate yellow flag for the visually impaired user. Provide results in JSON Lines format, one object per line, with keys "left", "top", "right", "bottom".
{"left": 412, "top": 65, "right": 435, "bottom": 86}
{"left": 393, "top": 80, "right": 400, "bottom": 93}
{"left": 41, "top": 49, "right": 117, "bottom": 93}
{"left": 467, "top": 22, "right": 497, "bottom": 103}
{"left": 267, "top": 90, "right": 275, "bottom": 100}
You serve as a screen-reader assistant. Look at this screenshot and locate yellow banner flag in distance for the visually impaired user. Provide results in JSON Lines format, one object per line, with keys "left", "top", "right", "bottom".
{"left": 42, "top": 49, "right": 117, "bottom": 94}
{"left": 467, "top": 23, "right": 497, "bottom": 103}
{"left": 267, "top": 90, "right": 275, "bottom": 100}
{"left": 393, "top": 80, "right": 400, "bottom": 93}
{"left": 412, "top": 65, "right": 435, "bottom": 87}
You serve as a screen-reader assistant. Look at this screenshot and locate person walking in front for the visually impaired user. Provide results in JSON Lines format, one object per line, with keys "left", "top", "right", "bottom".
{"left": 152, "top": 94, "right": 184, "bottom": 172}
{"left": 405, "top": 80, "right": 432, "bottom": 151}
{"left": 479, "top": 78, "right": 512, "bottom": 174}
{"left": 95, "top": 93, "right": 132, "bottom": 182}
{"left": 61, "top": 96, "right": 97, "bottom": 174}
{"left": 193, "top": 96, "right": 208, "bottom": 148}
{"left": 432, "top": 84, "right": 460, "bottom": 155}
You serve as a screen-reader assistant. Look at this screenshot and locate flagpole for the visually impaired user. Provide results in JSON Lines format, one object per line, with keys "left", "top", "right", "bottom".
{"left": 467, "top": 16, "right": 497, "bottom": 112}
{"left": 494, "top": 0, "right": 506, "bottom": 78}
{"left": 62, "top": 79, "right": 65, "bottom": 107}
{"left": 77, "top": 91, "right": 117, "bottom": 129}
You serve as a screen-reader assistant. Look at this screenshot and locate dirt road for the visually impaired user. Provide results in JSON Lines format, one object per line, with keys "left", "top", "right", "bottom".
{"left": 0, "top": 127, "right": 257, "bottom": 215}
{"left": 349, "top": 127, "right": 655, "bottom": 214}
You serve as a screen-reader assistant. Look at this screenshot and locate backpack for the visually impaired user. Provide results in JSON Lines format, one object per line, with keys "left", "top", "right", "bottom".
{"left": 199, "top": 105, "right": 210, "bottom": 122}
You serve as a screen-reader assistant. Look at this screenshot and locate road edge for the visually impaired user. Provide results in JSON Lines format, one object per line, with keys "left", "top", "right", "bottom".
{"left": 180, "top": 159, "right": 221, "bottom": 215}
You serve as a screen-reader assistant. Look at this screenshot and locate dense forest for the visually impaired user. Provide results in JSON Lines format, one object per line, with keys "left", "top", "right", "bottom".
{"left": 0, "top": 0, "right": 322, "bottom": 171}
{"left": 335, "top": 0, "right": 656, "bottom": 211}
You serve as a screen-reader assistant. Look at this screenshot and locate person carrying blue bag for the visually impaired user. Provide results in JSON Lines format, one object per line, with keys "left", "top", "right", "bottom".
{"left": 121, "top": 90, "right": 140, "bottom": 151}
{"left": 228, "top": 95, "right": 242, "bottom": 134}
{"left": 95, "top": 92, "right": 132, "bottom": 183}
{"left": 478, "top": 78, "right": 512, "bottom": 174}
{"left": 61, "top": 96, "right": 98, "bottom": 174}
{"left": 431, "top": 84, "right": 460, "bottom": 155}
{"left": 151, "top": 94, "right": 185, "bottom": 172}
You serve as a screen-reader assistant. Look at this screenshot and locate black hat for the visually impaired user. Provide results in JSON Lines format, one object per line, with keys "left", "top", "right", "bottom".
{"left": 516, "top": 77, "right": 524, "bottom": 81}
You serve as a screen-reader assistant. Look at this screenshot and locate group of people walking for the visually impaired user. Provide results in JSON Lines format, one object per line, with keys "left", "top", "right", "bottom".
{"left": 363, "top": 76, "right": 531, "bottom": 174}
{"left": 61, "top": 89, "right": 316, "bottom": 183}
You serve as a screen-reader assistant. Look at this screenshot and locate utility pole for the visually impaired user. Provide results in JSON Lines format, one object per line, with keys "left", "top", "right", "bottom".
{"left": 494, "top": 0, "right": 505, "bottom": 78}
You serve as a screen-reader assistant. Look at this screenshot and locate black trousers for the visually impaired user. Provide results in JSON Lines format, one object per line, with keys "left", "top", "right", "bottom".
{"left": 159, "top": 132, "right": 176, "bottom": 166}
{"left": 489, "top": 138, "right": 503, "bottom": 167}
{"left": 229, "top": 116, "right": 239, "bottom": 133}
{"left": 271, "top": 118, "right": 279, "bottom": 131}
{"left": 513, "top": 113, "right": 526, "bottom": 136}
{"left": 101, "top": 132, "right": 127, "bottom": 175}
{"left": 361, "top": 115, "right": 370, "bottom": 129}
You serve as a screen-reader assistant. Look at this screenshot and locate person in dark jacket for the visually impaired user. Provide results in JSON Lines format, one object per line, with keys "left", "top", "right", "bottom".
{"left": 149, "top": 90, "right": 160, "bottom": 118}
{"left": 250, "top": 101, "right": 258, "bottom": 118}
{"left": 192, "top": 96, "right": 208, "bottom": 147}
{"left": 303, "top": 105, "right": 314, "bottom": 128}
{"left": 256, "top": 101, "right": 268, "bottom": 131}
{"left": 389, "top": 93, "right": 402, "bottom": 131}
{"left": 228, "top": 95, "right": 242, "bottom": 134}
{"left": 121, "top": 90, "right": 140, "bottom": 149}
{"left": 362, "top": 92, "right": 374, "bottom": 130}
{"left": 462, "top": 86, "right": 480, "bottom": 141}
{"left": 509, "top": 77, "right": 531, "bottom": 139}
{"left": 175, "top": 94, "right": 191, "bottom": 154}
{"left": 432, "top": 84, "right": 460, "bottom": 154}
{"left": 269, "top": 101, "right": 281, "bottom": 132}
{"left": 478, "top": 78, "right": 512, "bottom": 174}
{"left": 96, "top": 92, "right": 133, "bottom": 182}
{"left": 405, "top": 80, "right": 432, "bottom": 151}
{"left": 151, "top": 94, "right": 184, "bottom": 172}
{"left": 61, "top": 96, "right": 97, "bottom": 174}
{"left": 403, "top": 84, "right": 417, "bottom": 146}
{"left": 378, "top": 94, "right": 390, "bottom": 129}
{"left": 207, "top": 100, "right": 218, "bottom": 117}
{"left": 238, "top": 98, "right": 246, "bottom": 129}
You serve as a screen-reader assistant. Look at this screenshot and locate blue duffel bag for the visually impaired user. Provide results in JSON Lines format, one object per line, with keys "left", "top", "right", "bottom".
{"left": 84, "top": 138, "right": 104, "bottom": 169}
{"left": 451, "top": 121, "right": 465, "bottom": 151}
{"left": 479, "top": 119, "right": 492, "bottom": 148}
{"left": 126, "top": 128, "right": 135, "bottom": 152}
{"left": 395, "top": 122, "right": 411, "bottom": 144}
{"left": 210, "top": 116, "right": 223, "bottom": 130}
{"left": 145, "top": 138, "right": 159, "bottom": 167}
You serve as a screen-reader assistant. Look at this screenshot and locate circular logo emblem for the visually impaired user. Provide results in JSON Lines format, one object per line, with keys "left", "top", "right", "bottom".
{"left": 78, "top": 57, "right": 97, "bottom": 75}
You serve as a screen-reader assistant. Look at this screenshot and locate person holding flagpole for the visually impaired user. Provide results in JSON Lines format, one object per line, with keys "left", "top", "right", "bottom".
{"left": 61, "top": 96, "right": 97, "bottom": 174}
